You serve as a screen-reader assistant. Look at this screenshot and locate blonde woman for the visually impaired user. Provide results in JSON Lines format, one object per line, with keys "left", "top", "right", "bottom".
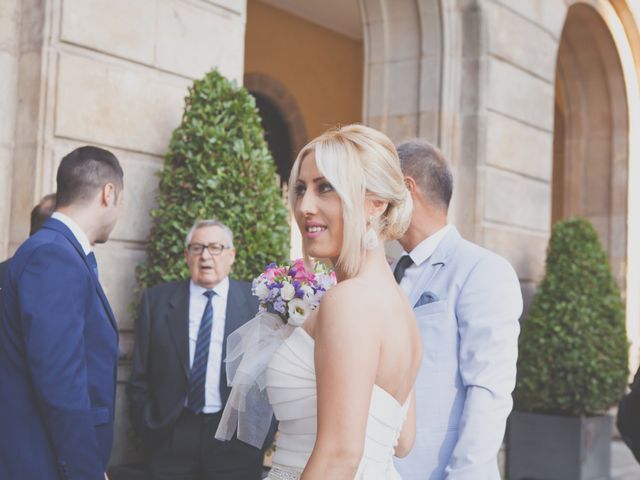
{"left": 264, "top": 125, "right": 423, "bottom": 479}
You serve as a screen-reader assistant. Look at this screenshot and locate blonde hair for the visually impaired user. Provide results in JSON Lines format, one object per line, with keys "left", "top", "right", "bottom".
{"left": 289, "top": 124, "right": 412, "bottom": 278}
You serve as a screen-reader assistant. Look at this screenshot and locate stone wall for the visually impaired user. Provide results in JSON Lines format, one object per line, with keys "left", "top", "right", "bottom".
{"left": 0, "top": 0, "right": 20, "bottom": 259}
{"left": 2, "top": 0, "right": 247, "bottom": 465}
{"left": 476, "top": 0, "right": 566, "bottom": 310}
{"left": 360, "top": 0, "right": 567, "bottom": 309}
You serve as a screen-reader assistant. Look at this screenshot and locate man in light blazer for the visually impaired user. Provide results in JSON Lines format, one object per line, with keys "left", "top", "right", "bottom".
{"left": 127, "top": 219, "right": 270, "bottom": 479}
{"left": 393, "top": 140, "right": 522, "bottom": 479}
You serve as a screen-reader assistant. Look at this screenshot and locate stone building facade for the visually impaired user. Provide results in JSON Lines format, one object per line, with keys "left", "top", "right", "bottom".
{"left": 1, "top": 0, "right": 638, "bottom": 466}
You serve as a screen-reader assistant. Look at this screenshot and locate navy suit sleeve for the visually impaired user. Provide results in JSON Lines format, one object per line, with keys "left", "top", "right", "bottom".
{"left": 17, "top": 243, "right": 104, "bottom": 479}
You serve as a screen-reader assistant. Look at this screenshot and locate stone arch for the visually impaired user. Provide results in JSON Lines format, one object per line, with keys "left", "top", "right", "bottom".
{"left": 244, "top": 73, "right": 308, "bottom": 182}
{"left": 360, "top": 0, "right": 445, "bottom": 143}
{"left": 554, "top": 0, "right": 640, "bottom": 369}
{"left": 553, "top": 2, "right": 628, "bottom": 286}
{"left": 360, "top": 0, "right": 475, "bottom": 238}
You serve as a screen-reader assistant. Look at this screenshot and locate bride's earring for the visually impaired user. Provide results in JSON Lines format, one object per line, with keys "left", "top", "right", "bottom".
{"left": 364, "top": 216, "right": 379, "bottom": 250}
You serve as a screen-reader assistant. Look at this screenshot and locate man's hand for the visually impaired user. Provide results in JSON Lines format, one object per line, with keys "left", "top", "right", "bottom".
{"left": 104, "top": 473, "right": 109, "bottom": 480}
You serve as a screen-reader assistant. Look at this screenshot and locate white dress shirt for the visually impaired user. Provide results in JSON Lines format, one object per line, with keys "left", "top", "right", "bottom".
{"left": 399, "top": 224, "right": 452, "bottom": 295}
{"left": 51, "top": 212, "right": 92, "bottom": 255}
{"left": 188, "top": 277, "right": 229, "bottom": 413}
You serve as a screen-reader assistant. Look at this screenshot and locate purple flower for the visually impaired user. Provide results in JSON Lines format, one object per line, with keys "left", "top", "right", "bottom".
{"left": 266, "top": 288, "right": 279, "bottom": 302}
{"left": 273, "top": 298, "right": 286, "bottom": 314}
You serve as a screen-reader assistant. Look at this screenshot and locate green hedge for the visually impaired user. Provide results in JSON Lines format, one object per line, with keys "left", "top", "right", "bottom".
{"left": 514, "top": 217, "right": 628, "bottom": 416}
{"left": 137, "top": 69, "right": 290, "bottom": 288}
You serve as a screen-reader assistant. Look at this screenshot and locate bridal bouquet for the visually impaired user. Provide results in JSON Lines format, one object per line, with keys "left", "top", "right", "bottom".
{"left": 215, "top": 260, "right": 336, "bottom": 448}
{"left": 253, "top": 259, "right": 336, "bottom": 326}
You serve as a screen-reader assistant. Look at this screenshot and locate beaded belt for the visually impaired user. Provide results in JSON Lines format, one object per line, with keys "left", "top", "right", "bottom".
{"left": 267, "top": 464, "right": 303, "bottom": 480}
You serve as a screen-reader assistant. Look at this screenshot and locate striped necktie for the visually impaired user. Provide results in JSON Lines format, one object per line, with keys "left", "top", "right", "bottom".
{"left": 187, "top": 290, "right": 215, "bottom": 413}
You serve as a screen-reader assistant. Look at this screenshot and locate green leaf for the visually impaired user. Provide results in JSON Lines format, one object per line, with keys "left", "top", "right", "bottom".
{"left": 514, "top": 217, "right": 628, "bottom": 416}
{"left": 136, "top": 68, "right": 290, "bottom": 294}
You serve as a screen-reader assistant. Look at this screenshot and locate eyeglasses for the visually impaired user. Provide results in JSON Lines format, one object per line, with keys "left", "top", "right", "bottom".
{"left": 187, "top": 243, "right": 230, "bottom": 256}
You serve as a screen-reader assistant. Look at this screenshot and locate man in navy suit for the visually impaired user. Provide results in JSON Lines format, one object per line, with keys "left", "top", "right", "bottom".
{"left": 0, "top": 146, "right": 124, "bottom": 479}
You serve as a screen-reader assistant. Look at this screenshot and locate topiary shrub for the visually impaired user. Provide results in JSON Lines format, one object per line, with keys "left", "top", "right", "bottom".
{"left": 514, "top": 217, "right": 628, "bottom": 416}
{"left": 137, "top": 69, "right": 290, "bottom": 289}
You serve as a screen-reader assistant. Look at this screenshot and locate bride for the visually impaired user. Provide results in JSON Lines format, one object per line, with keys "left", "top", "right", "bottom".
{"left": 265, "top": 124, "right": 423, "bottom": 479}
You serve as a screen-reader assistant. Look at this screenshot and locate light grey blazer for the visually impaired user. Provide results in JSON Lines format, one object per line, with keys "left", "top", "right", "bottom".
{"left": 394, "top": 226, "right": 522, "bottom": 480}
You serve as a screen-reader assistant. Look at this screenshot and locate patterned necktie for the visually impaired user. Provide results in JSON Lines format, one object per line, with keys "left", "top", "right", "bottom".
{"left": 187, "top": 290, "right": 215, "bottom": 413}
{"left": 86, "top": 252, "right": 99, "bottom": 278}
{"left": 393, "top": 255, "right": 414, "bottom": 284}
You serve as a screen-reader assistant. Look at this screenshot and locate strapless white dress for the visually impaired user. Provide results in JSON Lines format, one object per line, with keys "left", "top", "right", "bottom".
{"left": 265, "top": 327, "right": 409, "bottom": 479}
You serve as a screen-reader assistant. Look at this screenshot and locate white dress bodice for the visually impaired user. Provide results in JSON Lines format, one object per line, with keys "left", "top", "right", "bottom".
{"left": 265, "top": 327, "right": 409, "bottom": 479}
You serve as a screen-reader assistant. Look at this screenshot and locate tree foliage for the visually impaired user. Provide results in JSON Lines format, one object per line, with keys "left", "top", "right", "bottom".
{"left": 137, "top": 70, "right": 290, "bottom": 288}
{"left": 514, "top": 217, "right": 628, "bottom": 416}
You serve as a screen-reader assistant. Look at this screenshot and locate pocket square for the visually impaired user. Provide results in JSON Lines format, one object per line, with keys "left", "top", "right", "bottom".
{"left": 414, "top": 291, "right": 439, "bottom": 308}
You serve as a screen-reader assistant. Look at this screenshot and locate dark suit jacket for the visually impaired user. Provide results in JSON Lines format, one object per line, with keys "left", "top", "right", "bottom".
{"left": 0, "top": 218, "right": 119, "bottom": 480}
{"left": 127, "top": 278, "right": 262, "bottom": 449}
{"left": 0, "top": 258, "right": 9, "bottom": 287}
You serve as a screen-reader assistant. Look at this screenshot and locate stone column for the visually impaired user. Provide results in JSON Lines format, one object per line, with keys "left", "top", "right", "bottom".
{"left": 3, "top": 0, "right": 248, "bottom": 464}
{"left": 0, "top": 0, "right": 22, "bottom": 258}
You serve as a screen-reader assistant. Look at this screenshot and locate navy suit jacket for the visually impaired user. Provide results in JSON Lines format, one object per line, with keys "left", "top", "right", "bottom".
{"left": 0, "top": 218, "right": 119, "bottom": 480}
{"left": 0, "top": 258, "right": 10, "bottom": 286}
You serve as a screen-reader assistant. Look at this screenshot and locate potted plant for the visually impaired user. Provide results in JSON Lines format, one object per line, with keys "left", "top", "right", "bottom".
{"left": 508, "top": 217, "right": 628, "bottom": 480}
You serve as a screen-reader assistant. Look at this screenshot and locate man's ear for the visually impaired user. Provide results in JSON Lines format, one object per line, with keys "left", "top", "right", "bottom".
{"left": 102, "top": 183, "right": 116, "bottom": 207}
{"left": 404, "top": 176, "right": 418, "bottom": 194}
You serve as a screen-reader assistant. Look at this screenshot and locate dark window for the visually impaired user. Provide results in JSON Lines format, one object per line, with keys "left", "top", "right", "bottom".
{"left": 252, "top": 92, "right": 293, "bottom": 185}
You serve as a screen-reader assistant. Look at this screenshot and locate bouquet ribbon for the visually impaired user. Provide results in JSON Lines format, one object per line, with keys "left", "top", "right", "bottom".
{"left": 215, "top": 311, "right": 295, "bottom": 448}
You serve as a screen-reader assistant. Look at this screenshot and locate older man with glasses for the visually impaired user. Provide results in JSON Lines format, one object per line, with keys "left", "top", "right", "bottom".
{"left": 127, "top": 219, "right": 271, "bottom": 480}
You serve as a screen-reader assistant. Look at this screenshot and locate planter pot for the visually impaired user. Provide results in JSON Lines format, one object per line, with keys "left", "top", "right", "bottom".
{"left": 507, "top": 411, "right": 611, "bottom": 480}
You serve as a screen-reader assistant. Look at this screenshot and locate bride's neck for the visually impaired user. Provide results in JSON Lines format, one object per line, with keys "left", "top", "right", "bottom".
{"left": 333, "top": 244, "right": 389, "bottom": 282}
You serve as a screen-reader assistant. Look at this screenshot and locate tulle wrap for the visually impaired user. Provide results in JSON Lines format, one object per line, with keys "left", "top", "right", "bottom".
{"left": 215, "top": 311, "right": 295, "bottom": 448}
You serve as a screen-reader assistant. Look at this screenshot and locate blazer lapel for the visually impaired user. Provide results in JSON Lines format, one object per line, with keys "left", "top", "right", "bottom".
{"left": 43, "top": 218, "right": 118, "bottom": 333}
{"left": 220, "top": 279, "right": 249, "bottom": 404}
{"left": 167, "top": 281, "right": 191, "bottom": 379}
{"left": 408, "top": 227, "right": 461, "bottom": 307}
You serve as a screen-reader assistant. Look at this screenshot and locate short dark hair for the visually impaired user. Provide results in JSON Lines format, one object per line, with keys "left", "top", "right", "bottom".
{"left": 30, "top": 193, "right": 56, "bottom": 235}
{"left": 56, "top": 146, "right": 123, "bottom": 207}
{"left": 396, "top": 139, "right": 453, "bottom": 209}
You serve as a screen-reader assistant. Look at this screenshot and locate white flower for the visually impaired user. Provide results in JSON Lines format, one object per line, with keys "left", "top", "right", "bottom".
{"left": 317, "top": 273, "right": 336, "bottom": 290}
{"left": 254, "top": 281, "right": 269, "bottom": 301}
{"left": 287, "top": 298, "right": 309, "bottom": 327}
{"left": 280, "top": 282, "right": 296, "bottom": 301}
{"left": 301, "top": 285, "right": 316, "bottom": 305}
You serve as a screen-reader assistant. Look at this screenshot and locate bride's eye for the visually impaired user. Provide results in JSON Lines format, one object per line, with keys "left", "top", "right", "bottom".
{"left": 318, "top": 182, "right": 334, "bottom": 194}
{"left": 293, "top": 183, "right": 306, "bottom": 196}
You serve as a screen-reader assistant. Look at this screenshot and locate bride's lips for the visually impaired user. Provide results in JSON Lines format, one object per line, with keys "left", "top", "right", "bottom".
{"left": 304, "top": 221, "right": 327, "bottom": 239}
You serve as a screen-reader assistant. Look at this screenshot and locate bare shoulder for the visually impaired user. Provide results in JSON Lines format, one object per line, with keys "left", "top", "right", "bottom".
{"left": 315, "top": 279, "right": 375, "bottom": 338}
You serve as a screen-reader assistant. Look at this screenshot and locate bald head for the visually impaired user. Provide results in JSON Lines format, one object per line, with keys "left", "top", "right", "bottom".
{"left": 396, "top": 139, "right": 452, "bottom": 211}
